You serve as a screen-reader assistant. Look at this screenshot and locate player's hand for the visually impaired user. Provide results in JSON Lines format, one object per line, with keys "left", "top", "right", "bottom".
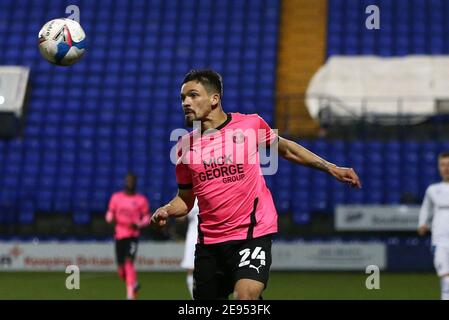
{"left": 330, "top": 166, "right": 362, "bottom": 188}
{"left": 151, "top": 208, "right": 169, "bottom": 228}
{"left": 106, "top": 218, "right": 116, "bottom": 226}
{"left": 417, "top": 225, "right": 429, "bottom": 236}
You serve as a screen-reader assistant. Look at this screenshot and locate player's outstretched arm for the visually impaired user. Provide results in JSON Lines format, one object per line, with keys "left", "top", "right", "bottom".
{"left": 277, "top": 136, "right": 362, "bottom": 188}
{"left": 151, "top": 188, "right": 195, "bottom": 227}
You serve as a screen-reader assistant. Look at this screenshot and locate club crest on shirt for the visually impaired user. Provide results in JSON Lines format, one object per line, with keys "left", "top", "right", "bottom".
{"left": 232, "top": 132, "right": 246, "bottom": 144}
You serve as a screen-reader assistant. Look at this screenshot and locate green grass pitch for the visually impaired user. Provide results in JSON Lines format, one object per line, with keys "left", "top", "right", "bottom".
{"left": 0, "top": 271, "right": 439, "bottom": 300}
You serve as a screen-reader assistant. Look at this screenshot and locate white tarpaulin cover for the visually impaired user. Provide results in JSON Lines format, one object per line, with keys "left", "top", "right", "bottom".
{"left": 306, "top": 55, "right": 449, "bottom": 123}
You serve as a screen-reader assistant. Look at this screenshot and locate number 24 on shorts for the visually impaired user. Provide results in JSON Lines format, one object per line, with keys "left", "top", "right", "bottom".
{"left": 238, "top": 246, "right": 266, "bottom": 267}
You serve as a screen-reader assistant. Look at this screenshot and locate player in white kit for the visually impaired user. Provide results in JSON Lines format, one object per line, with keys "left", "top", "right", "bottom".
{"left": 418, "top": 152, "right": 449, "bottom": 300}
{"left": 180, "top": 198, "right": 199, "bottom": 299}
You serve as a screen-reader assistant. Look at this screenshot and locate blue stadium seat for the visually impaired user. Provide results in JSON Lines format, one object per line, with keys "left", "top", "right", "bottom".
{"left": 331, "top": 190, "right": 346, "bottom": 206}
{"left": 73, "top": 212, "right": 91, "bottom": 225}
{"left": 293, "top": 212, "right": 311, "bottom": 225}
{"left": 309, "top": 190, "right": 328, "bottom": 211}
{"left": 365, "top": 190, "right": 383, "bottom": 204}
{"left": 347, "top": 189, "right": 365, "bottom": 204}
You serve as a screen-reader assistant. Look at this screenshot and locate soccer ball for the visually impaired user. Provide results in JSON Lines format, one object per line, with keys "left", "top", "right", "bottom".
{"left": 38, "top": 18, "right": 86, "bottom": 66}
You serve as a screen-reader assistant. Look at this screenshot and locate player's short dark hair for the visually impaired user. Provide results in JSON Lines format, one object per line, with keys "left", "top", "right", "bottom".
{"left": 126, "top": 172, "right": 137, "bottom": 180}
{"left": 439, "top": 152, "right": 449, "bottom": 160}
{"left": 182, "top": 69, "right": 223, "bottom": 97}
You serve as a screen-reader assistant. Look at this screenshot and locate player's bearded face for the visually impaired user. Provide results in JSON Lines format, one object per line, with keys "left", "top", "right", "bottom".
{"left": 181, "top": 81, "right": 215, "bottom": 128}
{"left": 439, "top": 158, "right": 449, "bottom": 181}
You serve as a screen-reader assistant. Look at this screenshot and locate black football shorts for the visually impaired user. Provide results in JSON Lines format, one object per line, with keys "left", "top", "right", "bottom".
{"left": 193, "top": 233, "right": 273, "bottom": 300}
{"left": 115, "top": 237, "right": 138, "bottom": 264}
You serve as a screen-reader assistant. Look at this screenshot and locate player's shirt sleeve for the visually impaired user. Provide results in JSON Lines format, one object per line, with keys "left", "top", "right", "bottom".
{"left": 105, "top": 194, "right": 116, "bottom": 223}
{"left": 257, "top": 115, "right": 278, "bottom": 147}
{"left": 137, "top": 197, "right": 151, "bottom": 228}
{"left": 175, "top": 138, "right": 193, "bottom": 189}
{"left": 418, "top": 187, "right": 433, "bottom": 227}
{"left": 176, "top": 161, "right": 193, "bottom": 189}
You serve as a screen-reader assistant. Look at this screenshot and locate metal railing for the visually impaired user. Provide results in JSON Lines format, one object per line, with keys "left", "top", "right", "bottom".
{"left": 276, "top": 93, "right": 449, "bottom": 139}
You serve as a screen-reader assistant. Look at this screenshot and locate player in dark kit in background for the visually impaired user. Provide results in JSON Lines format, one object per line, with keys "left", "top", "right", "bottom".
{"left": 151, "top": 70, "right": 361, "bottom": 300}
